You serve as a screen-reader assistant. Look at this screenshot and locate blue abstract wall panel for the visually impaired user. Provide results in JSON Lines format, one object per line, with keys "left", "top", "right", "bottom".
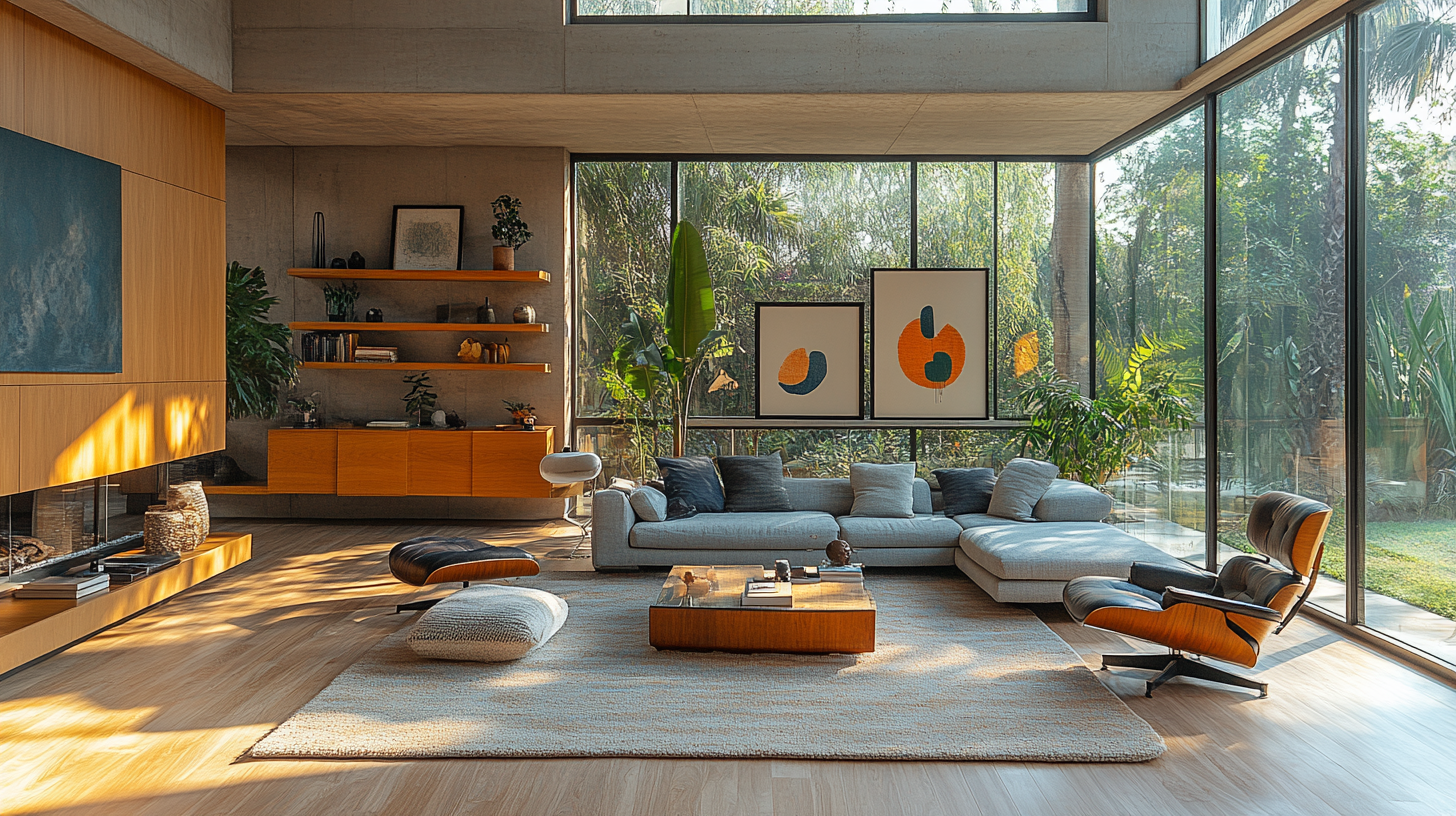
{"left": 0, "top": 125, "right": 123, "bottom": 373}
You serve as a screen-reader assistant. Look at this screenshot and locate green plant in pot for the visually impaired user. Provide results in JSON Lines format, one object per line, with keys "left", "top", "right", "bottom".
{"left": 491, "top": 195, "right": 532, "bottom": 271}
{"left": 226, "top": 261, "right": 297, "bottom": 421}
{"left": 323, "top": 281, "right": 360, "bottom": 321}
{"left": 503, "top": 400, "right": 537, "bottom": 429}
{"left": 615, "top": 220, "right": 728, "bottom": 457}
{"left": 402, "top": 372, "right": 437, "bottom": 426}
{"left": 1016, "top": 333, "right": 1198, "bottom": 487}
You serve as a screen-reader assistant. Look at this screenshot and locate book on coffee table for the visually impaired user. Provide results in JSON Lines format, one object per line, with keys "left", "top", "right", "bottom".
{"left": 820, "top": 564, "right": 865, "bottom": 583}
{"left": 742, "top": 579, "right": 793, "bottom": 607}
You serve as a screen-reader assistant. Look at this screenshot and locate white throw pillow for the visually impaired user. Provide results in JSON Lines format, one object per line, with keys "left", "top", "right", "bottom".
{"left": 849, "top": 462, "right": 916, "bottom": 518}
{"left": 407, "top": 585, "right": 568, "bottom": 662}
{"left": 628, "top": 485, "right": 669, "bottom": 522}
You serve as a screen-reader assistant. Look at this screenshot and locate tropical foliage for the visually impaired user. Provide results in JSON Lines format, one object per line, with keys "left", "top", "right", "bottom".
{"left": 225, "top": 262, "right": 296, "bottom": 421}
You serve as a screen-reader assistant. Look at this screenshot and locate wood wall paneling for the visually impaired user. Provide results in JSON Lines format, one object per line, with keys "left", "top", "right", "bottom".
{"left": 267, "top": 430, "right": 337, "bottom": 494}
{"left": 122, "top": 173, "right": 226, "bottom": 383}
{"left": 0, "top": 387, "right": 18, "bottom": 495}
{"left": 407, "top": 431, "right": 473, "bottom": 497}
{"left": 0, "top": 2, "right": 20, "bottom": 131}
{"left": 472, "top": 429, "right": 556, "bottom": 498}
{"left": 337, "top": 430, "right": 409, "bottom": 496}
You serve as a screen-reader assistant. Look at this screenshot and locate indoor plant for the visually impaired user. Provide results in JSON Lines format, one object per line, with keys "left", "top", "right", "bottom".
{"left": 615, "top": 220, "right": 727, "bottom": 457}
{"left": 503, "top": 400, "right": 537, "bottom": 428}
{"left": 226, "top": 261, "right": 297, "bottom": 421}
{"left": 323, "top": 281, "right": 360, "bottom": 321}
{"left": 491, "top": 195, "right": 532, "bottom": 271}
{"left": 402, "top": 372, "right": 438, "bottom": 426}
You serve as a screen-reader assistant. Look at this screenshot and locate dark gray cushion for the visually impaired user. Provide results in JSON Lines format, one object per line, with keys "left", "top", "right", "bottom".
{"left": 655, "top": 455, "right": 724, "bottom": 514}
{"left": 716, "top": 452, "right": 792, "bottom": 512}
{"left": 986, "top": 458, "right": 1059, "bottom": 522}
{"left": 849, "top": 462, "right": 916, "bottom": 518}
{"left": 933, "top": 467, "right": 997, "bottom": 516}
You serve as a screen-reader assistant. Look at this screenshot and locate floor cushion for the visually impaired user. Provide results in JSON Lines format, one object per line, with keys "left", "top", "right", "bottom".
{"left": 629, "top": 511, "right": 840, "bottom": 550}
{"left": 407, "top": 585, "right": 568, "bottom": 662}
{"left": 958, "top": 522, "right": 1186, "bottom": 582}
{"left": 836, "top": 514, "right": 963, "bottom": 549}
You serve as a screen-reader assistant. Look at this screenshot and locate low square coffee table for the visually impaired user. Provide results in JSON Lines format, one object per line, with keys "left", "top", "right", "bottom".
{"left": 648, "top": 565, "right": 876, "bottom": 654}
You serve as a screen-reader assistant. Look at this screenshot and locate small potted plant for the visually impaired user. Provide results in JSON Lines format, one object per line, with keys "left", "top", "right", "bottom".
{"left": 503, "top": 400, "right": 536, "bottom": 430}
{"left": 323, "top": 281, "right": 360, "bottom": 322}
{"left": 286, "top": 391, "right": 322, "bottom": 428}
{"left": 402, "top": 373, "right": 438, "bottom": 427}
{"left": 491, "top": 195, "right": 532, "bottom": 271}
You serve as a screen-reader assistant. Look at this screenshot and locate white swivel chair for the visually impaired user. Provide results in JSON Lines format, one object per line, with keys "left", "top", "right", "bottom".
{"left": 539, "top": 448, "right": 603, "bottom": 559}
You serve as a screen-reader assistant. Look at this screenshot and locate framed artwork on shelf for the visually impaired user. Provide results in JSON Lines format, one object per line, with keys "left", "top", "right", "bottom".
{"left": 390, "top": 205, "right": 464, "bottom": 271}
{"left": 755, "top": 302, "right": 864, "bottom": 420}
{"left": 871, "top": 268, "right": 989, "bottom": 420}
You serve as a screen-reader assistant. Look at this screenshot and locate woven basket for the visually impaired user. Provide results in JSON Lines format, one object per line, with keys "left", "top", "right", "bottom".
{"left": 167, "top": 481, "right": 210, "bottom": 541}
{"left": 145, "top": 510, "right": 197, "bottom": 554}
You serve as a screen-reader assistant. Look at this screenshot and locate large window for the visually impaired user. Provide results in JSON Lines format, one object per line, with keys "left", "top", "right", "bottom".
{"left": 1205, "top": 0, "right": 1300, "bottom": 59}
{"left": 1095, "top": 106, "right": 1207, "bottom": 565}
{"left": 573, "top": 159, "right": 1091, "bottom": 481}
{"left": 576, "top": 0, "right": 1091, "bottom": 19}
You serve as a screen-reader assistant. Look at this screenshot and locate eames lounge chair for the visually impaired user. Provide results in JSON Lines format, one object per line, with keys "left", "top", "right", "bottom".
{"left": 1062, "top": 491, "right": 1332, "bottom": 698}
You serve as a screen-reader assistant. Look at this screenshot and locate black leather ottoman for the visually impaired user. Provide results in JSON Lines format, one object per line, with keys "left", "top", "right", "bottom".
{"left": 389, "top": 536, "right": 540, "bottom": 613}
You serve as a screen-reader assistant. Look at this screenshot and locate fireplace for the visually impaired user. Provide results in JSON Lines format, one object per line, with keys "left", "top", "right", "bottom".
{"left": 2, "top": 476, "right": 144, "bottom": 581}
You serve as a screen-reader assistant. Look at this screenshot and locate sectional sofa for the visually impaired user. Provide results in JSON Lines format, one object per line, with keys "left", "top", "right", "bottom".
{"left": 592, "top": 475, "right": 1188, "bottom": 603}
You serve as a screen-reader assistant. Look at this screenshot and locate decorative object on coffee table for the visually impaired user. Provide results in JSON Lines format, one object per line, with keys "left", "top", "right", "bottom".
{"left": 389, "top": 536, "right": 541, "bottom": 614}
{"left": 513, "top": 304, "right": 536, "bottom": 323}
{"left": 774, "top": 559, "right": 791, "bottom": 583}
{"left": 407, "top": 585, "right": 568, "bottom": 663}
{"left": 491, "top": 195, "right": 532, "bottom": 271}
{"left": 871, "top": 267, "right": 989, "bottom": 420}
{"left": 391, "top": 205, "right": 464, "bottom": 271}
{"left": 755, "top": 302, "right": 864, "bottom": 420}
{"left": 826, "top": 539, "right": 853, "bottom": 566}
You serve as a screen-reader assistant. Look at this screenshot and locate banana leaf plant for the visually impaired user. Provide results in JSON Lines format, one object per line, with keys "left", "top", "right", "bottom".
{"left": 616, "top": 221, "right": 728, "bottom": 457}
{"left": 226, "top": 262, "right": 297, "bottom": 420}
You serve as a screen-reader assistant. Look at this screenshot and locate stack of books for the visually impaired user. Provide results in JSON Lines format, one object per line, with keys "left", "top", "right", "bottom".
{"left": 301, "top": 332, "right": 359, "bottom": 362}
{"left": 742, "top": 578, "right": 793, "bottom": 607}
{"left": 353, "top": 346, "right": 399, "bottom": 363}
{"left": 98, "top": 552, "right": 180, "bottom": 584}
{"left": 366, "top": 420, "right": 410, "bottom": 428}
{"left": 763, "top": 566, "right": 820, "bottom": 584}
{"left": 15, "top": 572, "right": 110, "bottom": 600}
{"left": 820, "top": 564, "right": 865, "bottom": 583}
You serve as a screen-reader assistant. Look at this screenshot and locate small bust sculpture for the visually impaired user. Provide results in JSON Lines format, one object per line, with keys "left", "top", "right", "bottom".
{"left": 826, "top": 539, "right": 853, "bottom": 567}
{"left": 457, "top": 337, "right": 483, "bottom": 363}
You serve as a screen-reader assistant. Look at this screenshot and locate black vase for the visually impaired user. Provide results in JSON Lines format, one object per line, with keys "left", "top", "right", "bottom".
{"left": 330, "top": 257, "right": 347, "bottom": 269}
{"left": 348, "top": 251, "right": 366, "bottom": 269}
{"left": 311, "top": 212, "right": 326, "bottom": 268}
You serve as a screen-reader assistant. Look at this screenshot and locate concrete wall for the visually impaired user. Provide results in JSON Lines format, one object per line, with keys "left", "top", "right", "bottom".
{"left": 14, "top": 0, "right": 231, "bottom": 92}
{"left": 232, "top": 0, "right": 1198, "bottom": 95}
{"left": 221, "top": 145, "right": 572, "bottom": 519}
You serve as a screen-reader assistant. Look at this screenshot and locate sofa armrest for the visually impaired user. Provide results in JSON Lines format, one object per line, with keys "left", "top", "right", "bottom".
{"left": 1031, "top": 479, "right": 1113, "bottom": 522}
{"left": 1160, "top": 587, "right": 1282, "bottom": 621}
{"left": 590, "top": 489, "right": 636, "bottom": 571}
{"left": 1129, "top": 560, "right": 1217, "bottom": 594}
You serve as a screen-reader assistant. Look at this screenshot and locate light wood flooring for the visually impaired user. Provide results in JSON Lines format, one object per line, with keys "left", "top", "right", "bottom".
{"left": 2, "top": 519, "right": 1455, "bottom": 816}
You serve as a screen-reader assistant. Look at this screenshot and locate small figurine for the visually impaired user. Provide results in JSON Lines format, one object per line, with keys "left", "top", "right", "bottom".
{"left": 347, "top": 251, "right": 366, "bottom": 269}
{"left": 444, "top": 410, "right": 466, "bottom": 429}
{"left": 774, "top": 559, "right": 791, "bottom": 583}
{"left": 826, "top": 539, "right": 853, "bottom": 567}
{"left": 430, "top": 409, "right": 448, "bottom": 428}
{"left": 682, "top": 570, "right": 696, "bottom": 586}
{"left": 365, "top": 308, "right": 384, "bottom": 322}
{"left": 457, "top": 337, "right": 483, "bottom": 363}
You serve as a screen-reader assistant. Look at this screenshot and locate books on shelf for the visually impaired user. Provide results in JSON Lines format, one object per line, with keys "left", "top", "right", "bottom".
{"left": 742, "top": 579, "right": 793, "bottom": 607}
{"left": 353, "top": 346, "right": 399, "bottom": 363}
{"left": 366, "top": 420, "right": 410, "bottom": 428}
{"left": 301, "top": 332, "right": 361, "bottom": 363}
{"left": 14, "top": 572, "right": 110, "bottom": 600}
{"left": 819, "top": 564, "right": 865, "bottom": 583}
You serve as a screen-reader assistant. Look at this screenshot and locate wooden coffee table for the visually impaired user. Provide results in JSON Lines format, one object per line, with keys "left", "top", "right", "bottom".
{"left": 648, "top": 565, "right": 876, "bottom": 654}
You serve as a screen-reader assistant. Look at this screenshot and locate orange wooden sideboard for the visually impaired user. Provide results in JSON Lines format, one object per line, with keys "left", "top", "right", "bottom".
{"left": 263, "top": 427, "right": 574, "bottom": 498}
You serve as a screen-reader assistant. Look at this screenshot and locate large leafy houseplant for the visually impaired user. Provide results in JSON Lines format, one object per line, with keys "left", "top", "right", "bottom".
{"left": 614, "top": 221, "right": 727, "bottom": 457}
{"left": 226, "top": 262, "right": 297, "bottom": 420}
{"left": 1017, "top": 334, "right": 1198, "bottom": 487}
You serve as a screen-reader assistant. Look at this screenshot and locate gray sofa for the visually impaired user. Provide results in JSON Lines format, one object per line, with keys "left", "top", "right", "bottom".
{"left": 592, "top": 476, "right": 1187, "bottom": 603}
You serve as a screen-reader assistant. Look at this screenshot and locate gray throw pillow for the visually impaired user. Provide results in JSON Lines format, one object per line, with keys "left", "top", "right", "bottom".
{"left": 849, "top": 462, "right": 916, "bottom": 518}
{"left": 987, "top": 458, "right": 1060, "bottom": 522}
{"left": 716, "top": 451, "right": 792, "bottom": 512}
{"left": 628, "top": 485, "right": 669, "bottom": 522}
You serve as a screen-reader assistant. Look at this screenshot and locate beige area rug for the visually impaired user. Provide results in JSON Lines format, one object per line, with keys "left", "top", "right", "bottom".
{"left": 249, "top": 572, "right": 1165, "bottom": 762}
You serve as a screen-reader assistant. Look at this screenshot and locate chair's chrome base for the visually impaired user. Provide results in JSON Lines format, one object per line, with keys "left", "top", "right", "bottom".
{"left": 561, "top": 487, "right": 593, "bottom": 559}
{"left": 1101, "top": 652, "right": 1269, "bottom": 698}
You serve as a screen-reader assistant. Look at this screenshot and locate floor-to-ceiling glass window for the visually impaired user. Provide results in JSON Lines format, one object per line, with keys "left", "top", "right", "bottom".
{"left": 1361, "top": 0, "right": 1456, "bottom": 663}
{"left": 1217, "top": 28, "right": 1347, "bottom": 606}
{"left": 1095, "top": 107, "right": 1208, "bottom": 566}
{"left": 576, "top": 1, "right": 1091, "bottom": 18}
{"left": 1205, "top": 0, "right": 1301, "bottom": 59}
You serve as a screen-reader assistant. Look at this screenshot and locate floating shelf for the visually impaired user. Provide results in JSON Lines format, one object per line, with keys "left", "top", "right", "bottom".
{"left": 288, "top": 268, "right": 550, "bottom": 283}
{"left": 300, "top": 361, "right": 550, "bottom": 372}
{"left": 290, "top": 321, "right": 549, "bottom": 333}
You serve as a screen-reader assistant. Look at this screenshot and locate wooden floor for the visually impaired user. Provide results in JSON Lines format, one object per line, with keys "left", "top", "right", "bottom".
{"left": 2, "top": 520, "right": 1455, "bottom": 816}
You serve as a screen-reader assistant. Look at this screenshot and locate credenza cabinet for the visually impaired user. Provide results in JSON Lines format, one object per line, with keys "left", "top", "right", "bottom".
{"left": 265, "top": 427, "right": 571, "bottom": 498}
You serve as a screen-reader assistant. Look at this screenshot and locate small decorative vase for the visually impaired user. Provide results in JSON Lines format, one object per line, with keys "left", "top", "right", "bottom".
{"left": 493, "top": 246, "right": 515, "bottom": 271}
{"left": 513, "top": 305, "right": 535, "bottom": 323}
{"left": 330, "top": 257, "right": 347, "bottom": 269}
{"left": 348, "top": 251, "right": 366, "bottom": 269}
{"left": 167, "top": 481, "right": 211, "bottom": 542}
{"left": 365, "top": 308, "right": 383, "bottom": 322}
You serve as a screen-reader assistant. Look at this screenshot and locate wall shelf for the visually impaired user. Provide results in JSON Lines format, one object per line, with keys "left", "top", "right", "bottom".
{"left": 300, "top": 361, "right": 550, "bottom": 372}
{"left": 287, "top": 268, "right": 550, "bottom": 283}
{"left": 290, "top": 321, "right": 548, "bottom": 333}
